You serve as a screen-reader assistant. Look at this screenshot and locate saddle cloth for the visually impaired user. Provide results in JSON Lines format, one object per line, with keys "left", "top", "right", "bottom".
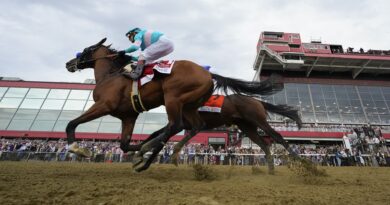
{"left": 198, "top": 95, "right": 225, "bottom": 113}
{"left": 140, "top": 60, "right": 175, "bottom": 86}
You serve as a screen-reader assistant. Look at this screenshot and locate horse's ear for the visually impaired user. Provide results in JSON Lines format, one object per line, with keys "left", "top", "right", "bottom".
{"left": 95, "top": 38, "right": 107, "bottom": 47}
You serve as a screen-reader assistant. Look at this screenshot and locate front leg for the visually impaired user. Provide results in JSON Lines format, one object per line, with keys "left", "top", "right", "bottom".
{"left": 66, "top": 102, "right": 110, "bottom": 157}
{"left": 119, "top": 117, "right": 137, "bottom": 153}
{"left": 134, "top": 143, "right": 164, "bottom": 172}
{"left": 131, "top": 127, "right": 166, "bottom": 167}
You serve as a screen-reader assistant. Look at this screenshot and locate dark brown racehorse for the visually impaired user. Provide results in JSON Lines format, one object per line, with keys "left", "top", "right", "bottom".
{"left": 170, "top": 94, "right": 302, "bottom": 174}
{"left": 65, "top": 38, "right": 283, "bottom": 172}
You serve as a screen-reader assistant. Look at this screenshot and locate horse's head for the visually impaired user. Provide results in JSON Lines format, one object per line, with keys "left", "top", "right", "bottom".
{"left": 66, "top": 38, "right": 110, "bottom": 72}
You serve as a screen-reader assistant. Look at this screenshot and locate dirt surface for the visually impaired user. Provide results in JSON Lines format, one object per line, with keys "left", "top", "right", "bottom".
{"left": 0, "top": 162, "right": 389, "bottom": 205}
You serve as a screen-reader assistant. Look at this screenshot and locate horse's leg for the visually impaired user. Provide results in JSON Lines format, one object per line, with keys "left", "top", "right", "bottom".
{"left": 134, "top": 125, "right": 180, "bottom": 172}
{"left": 135, "top": 101, "right": 184, "bottom": 172}
{"left": 132, "top": 127, "right": 166, "bottom": 167}
{"left": 139, "top": 99, "right": 184, "bottom": 152}
{"left": 119, "top": 117, "right": 137, "bottom": 153}
{"left": 257, "top": 122, "right": 297, "bottom": 158}
{"left": 171, "top": 109, "right": 206, "bottom": 166}
{"left": 170, "top": 129, "right": 197, "bottom": 166}
{"left": 237, "top": 122, "right": 275, "bottom": 175}
{"left": 66, "top": 102, "right": 110, "bottom": 157}
{"left": 134, "top": 119, "right": 192, "bottom": 172}
{"left": 128, "top": 127, "right": 165, "bottom": 152}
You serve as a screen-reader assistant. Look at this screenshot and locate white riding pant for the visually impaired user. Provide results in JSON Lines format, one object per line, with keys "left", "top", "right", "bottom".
{"left": 139, "top": 35, "right": 174, "bottom": 63}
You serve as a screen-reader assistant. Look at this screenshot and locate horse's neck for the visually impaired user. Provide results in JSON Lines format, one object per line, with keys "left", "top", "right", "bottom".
{"left": 94, "top": 60, "right": 116, "bottom": 84}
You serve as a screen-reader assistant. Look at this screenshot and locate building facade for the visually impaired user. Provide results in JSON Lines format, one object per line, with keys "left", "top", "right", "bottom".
{"left": 251, "top": 31, "right": 390, "bottom": 144}
{"left": 0, "top": 80, "right": 227, "bottom": 146}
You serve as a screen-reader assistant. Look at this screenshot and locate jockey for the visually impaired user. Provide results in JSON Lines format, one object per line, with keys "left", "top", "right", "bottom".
{"left": 118, "top": 27, "right": 174, "bottom": 80}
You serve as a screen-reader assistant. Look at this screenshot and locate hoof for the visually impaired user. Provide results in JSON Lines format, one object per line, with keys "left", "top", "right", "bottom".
{"left": 68, "top": 142, "right": 91, "bottom": 158}
{"left": 134, "top": 165, "right": 147, "bottom": 173}
{"left": 77, "top": 148, "right": 92, "bottom": 158}
{"left": 132, "top": 156, "right": 143, "bottom": 168}
{"left": 68, "top": 142, "right": 79, "bottom": 153}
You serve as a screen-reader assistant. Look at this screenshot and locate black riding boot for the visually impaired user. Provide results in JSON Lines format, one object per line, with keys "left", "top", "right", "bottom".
{"left": 123, "top": 60, "right": 145, "bottom": 80}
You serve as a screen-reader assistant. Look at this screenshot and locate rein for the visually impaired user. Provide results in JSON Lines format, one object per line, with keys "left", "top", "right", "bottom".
{"left": 77, "top": 53, "right": 118, "bottom": 65}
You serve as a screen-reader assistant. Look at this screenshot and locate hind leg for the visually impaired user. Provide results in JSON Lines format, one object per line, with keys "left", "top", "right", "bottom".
{"left": 171, "top": 109, "right": 206, "bottom": 166}
{"left": 135, "top": 100, "right": 184, "bottom": 172}
{"left": 257, "top": 122, "right": 298, "bottom": 158}
{"left": 237, "top": 122, "right": 275, "bottom": 175}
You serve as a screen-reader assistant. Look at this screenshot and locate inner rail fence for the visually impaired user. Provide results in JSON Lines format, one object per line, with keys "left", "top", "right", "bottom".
{"left": 1, "top": 151, "right": 388, "bottom": 167}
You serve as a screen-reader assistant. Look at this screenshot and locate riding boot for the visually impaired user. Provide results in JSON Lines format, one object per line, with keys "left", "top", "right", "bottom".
{"left": 126, "top": 60, "right": 145, "bottom": 80}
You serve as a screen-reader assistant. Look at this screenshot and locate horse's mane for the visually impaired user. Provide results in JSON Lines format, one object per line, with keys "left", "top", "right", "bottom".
{"left": 103, "top": 45, "right": 132, "bottom": 74}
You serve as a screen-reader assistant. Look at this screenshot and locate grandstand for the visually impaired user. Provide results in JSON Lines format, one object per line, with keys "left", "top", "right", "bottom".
{"left": 251, "top": 31, "right": 390, "bottom": 147}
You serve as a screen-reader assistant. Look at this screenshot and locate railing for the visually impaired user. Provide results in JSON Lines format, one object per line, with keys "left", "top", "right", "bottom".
{"left": 0, "top": 151, "right": 388, "bottom": 167}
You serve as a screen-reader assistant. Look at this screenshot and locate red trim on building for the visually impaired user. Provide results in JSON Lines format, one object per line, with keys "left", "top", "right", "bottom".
{"left": 279, "top": 131, "right": 345, "bottom": 138}
{"left": 305, "top": 53, "right": 390, "bottom": 61}
{"left": 0, "top": 81, "right": 95, "bottom": 89}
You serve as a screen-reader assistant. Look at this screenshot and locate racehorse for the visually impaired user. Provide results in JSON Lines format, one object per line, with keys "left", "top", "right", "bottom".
{"left": 65, "top": 38, "right": 284, "bottom": 172}
{"left": 138, "top": 94, "right": 303, "bottom": 174}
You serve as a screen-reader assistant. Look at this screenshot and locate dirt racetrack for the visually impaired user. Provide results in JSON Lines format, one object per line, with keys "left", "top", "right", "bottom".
{"left": 0, "top": 162, "right": 389, "bottom": 205}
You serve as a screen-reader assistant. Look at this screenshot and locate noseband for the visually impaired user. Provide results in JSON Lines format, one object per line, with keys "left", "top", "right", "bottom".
{"left": 71, "top": 53, "right": 119, "bottom": 72}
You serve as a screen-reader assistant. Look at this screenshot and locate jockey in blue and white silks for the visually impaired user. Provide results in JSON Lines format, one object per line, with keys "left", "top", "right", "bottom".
{"left": 118, "top": 27, "right": 174, "bottom": 80}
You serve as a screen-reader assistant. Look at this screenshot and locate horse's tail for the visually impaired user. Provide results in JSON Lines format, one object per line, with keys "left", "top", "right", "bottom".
{"left": 261, "top": 101, "right": 303, "bottom": 129}
{"left": 211, "top": 73, "right": 283, "bottom": 96}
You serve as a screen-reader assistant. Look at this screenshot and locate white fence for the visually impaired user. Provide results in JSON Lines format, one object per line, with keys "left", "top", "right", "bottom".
{"left": 1, "top": 151, "right": 387, "bottom": 167}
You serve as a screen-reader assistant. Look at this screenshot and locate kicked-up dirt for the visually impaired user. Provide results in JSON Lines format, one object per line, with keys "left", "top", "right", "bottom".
{"left": 0, "top": 162, "right": 389, "bottom": 205}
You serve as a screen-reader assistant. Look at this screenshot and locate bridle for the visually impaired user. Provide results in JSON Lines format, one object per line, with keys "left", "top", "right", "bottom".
{"left": 71, "top": 47, "right": 119, "bottom": 72}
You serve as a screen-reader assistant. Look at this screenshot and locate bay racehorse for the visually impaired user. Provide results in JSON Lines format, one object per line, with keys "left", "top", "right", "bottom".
{"left": 175, "top": 94, "right": 302, "bottom": 174}
{"left": 136, "top": 94, "right": 302, "bottom": 174}
{"left": 65, "top": 38, "right": 283, "bottom": 172}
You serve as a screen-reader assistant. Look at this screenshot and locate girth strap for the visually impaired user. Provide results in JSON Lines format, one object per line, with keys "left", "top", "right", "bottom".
{"left": 130, "top": 81, "right": 147, "bottom": 113}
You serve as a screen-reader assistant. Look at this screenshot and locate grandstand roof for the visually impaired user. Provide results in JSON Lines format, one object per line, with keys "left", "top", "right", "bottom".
{"left": 254, "top": 31, "right": 390, "bottom": 79}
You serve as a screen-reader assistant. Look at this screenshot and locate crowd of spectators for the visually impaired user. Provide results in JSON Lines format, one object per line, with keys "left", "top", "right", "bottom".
{"left": 0, "top": 123, "right": 389, "bottom": 167}
{"left": 270, "top": 122, "right": 390, "bottom": 133}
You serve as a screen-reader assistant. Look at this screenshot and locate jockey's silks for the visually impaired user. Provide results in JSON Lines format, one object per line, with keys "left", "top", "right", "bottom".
{"left": 124, "top": 29, "right": 164, "bottom": 53}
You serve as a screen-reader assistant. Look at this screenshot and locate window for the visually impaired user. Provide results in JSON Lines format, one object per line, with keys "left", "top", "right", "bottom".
{"left": 53, "top": 120, "right": 69, "bottom": 131}
{"left": 30, "top": 120, "right": 56, "bottom": 131}
{"left": 0, "top": 98, "right": 23, "bottom": 108}
{"left": 98, "top": 122, "right": 120, "bottom": 133}
{"left": 4, "top": 88, "right": 28, "bottom": 98}
{"left": 26, "top": 88, "right": 49, "bottom": 98}
{"left": 68, "top": 90, "right": 91, "bottom": 100}
{"left": 0, "top": 118, "right": 11, "bottom": 130}
{"left": 58, "top": 110, "right": 82, "bottom": 120}
{"left": 47, "top": 89, "right": 69, "bottom": 99}
{"left": 0, "top": 87, "right": 8, "bottom": 98}
{"left": 77, "top": 122, "right": 100, "bottom": 132}
{"left": 101, "top": 116, "right": 120, "bottom": 123}
{"left": 35, "top": 110, "right": 61, "bottom": 122}
{"left": 63, "top": 100, "right": 86, "bottom": 110}
{"left": 7, "top": 119, "right": 34, "bottom": 130}
{"left": 41, "top": 99, "right": 65, "bottom": 110}
{"left": 141, "top": 123, "right": 165, "bottom": 134}
{"left": 13, "top": 109, "right": 39, "bottom": 120}
{"left": 20, "top": 98, "right": 44, "bottom": 109}
{"left": 144, "top": 113, "right": 168, "bottom": 124}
